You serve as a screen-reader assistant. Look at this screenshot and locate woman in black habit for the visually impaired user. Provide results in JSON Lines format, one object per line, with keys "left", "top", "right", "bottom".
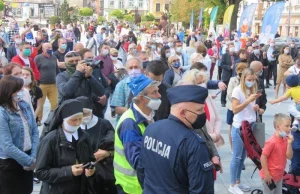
{"left": 35, "top": 99, "right": 96, "bottom": 194}
{"left": 76, "top": 96, "right": 117, "bottom": 194}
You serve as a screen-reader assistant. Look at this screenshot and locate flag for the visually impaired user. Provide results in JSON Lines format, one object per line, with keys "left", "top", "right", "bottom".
{"left": 198, "top": 8, "right": 203, "bottom": 28}
{"left": 223, "top": 5, "right": 235, "bottom": 38}
{"left": 259, "top": 1, "right": 285, "bottom": 44}
{"left": 189, "top": 9, "right": 194, "bottom": 32}
{"left": 208, "top": 6, "right": 218, "bottom": 37}
{"left": 238, "top": 3, "right": 258, "bottom": 38}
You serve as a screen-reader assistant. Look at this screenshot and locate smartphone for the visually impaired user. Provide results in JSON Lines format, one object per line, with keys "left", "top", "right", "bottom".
{"left": 257, "top": 89, "right": 263, "bottom": 94}
{"left": 215, "top": 90, "right": 221, "bottom": 96}
{"left": 33, "top": 25, "right": 38, "bottom": 31}
{"left": 267, "top": 179, "right": 276, "bottom": 190}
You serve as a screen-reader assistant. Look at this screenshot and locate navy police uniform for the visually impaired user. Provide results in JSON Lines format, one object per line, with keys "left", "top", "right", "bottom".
{"left": 137, "top": 85, "right": 214, "bottom": 194}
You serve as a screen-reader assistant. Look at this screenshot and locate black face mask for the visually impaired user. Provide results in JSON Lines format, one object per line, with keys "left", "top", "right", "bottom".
{"left": 240, "top": 59, "right": 247, "bottom": 63}
{"left": 185, "top": 110, "right": 206, "bottom": 129}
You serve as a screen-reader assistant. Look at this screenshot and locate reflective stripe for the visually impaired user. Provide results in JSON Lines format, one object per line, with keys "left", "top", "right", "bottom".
{"left": 115, "top": 146, "right": 125, "bottom": 156}
{"left": 114, "top": 161, "right": 137, "bottom": 176}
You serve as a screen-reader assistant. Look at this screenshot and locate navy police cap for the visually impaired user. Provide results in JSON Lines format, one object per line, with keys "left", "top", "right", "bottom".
{"left": 167, "top": 85, "right": 208, "bottom": 105}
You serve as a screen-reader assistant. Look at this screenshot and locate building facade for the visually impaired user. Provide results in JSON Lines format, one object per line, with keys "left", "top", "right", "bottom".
{"left": 149, "top": 0, "right": 169, "bottom": 19}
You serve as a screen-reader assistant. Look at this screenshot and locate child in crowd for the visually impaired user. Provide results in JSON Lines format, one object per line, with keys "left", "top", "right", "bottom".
{"left": 260, "top": 113, "right": 293, "bottom": 194}
{"left": 270, "top": 74, "right": 300, "bottom": 131}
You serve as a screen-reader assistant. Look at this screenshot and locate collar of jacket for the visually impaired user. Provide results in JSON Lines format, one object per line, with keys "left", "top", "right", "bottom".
{"left": 57, "top": 127, "right": 88, "bottom": 149}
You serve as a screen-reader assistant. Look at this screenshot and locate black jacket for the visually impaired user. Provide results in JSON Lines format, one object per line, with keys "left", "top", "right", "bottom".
{"left": 7, "top": 45, "right": 16, "bottom": 62}
{"left": 155, "top": 83, "right": 171, "bottom": 121}
{"left": 248, "top": 51, "right": 268, "bottom": 67}
{"left": 81, "top": 117, "right": 115, "bottom": 182}
{"left": 35, "top": 127, "right": 96, "bottom": 194}
{"left": 256, "top": 77, "right": 267, "bottom": 121}
{"left": 291, "top": 48, "right": 299, "bottom": 61}
{"left": 221, "top": 52, "right": 238, "bottom": 82}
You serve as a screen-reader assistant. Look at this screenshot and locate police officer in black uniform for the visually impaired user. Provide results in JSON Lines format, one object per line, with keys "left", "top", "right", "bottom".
{"left": 137, "top": 85, "right": 214, "bottom": 194}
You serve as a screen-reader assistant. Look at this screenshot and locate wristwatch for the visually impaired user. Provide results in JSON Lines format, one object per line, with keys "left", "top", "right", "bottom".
{"left": 109, "top": 151, "right": 113, "bottom": 157}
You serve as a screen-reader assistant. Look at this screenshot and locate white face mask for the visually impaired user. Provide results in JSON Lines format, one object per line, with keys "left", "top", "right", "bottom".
{"left": 13, "top": 90, "right": 24, "bottom": 102}
{"left": 15, "top": 39, "right": 22, "bottom": 44}
{"left": 102, "top": 49, "right": 109, "bottom": 56}
{"left": 144, "top": 96, "right": 162, "bottom": 110}
{"left": 23, "top": 77, "right": 32, "bottom": 86}
{"left": 270, "top": 43, "right": 275, "bottom": 47}
{"left": 229, "top": 47, "right": 235, "bottom": 53}
{"left": 82, "top": 115, "right": 92, "bottom": 125}
{"left": 63, "top": 120, "right": 80, "bottom": 133}
{"left": 110, "top": 56, "right": 118, "bottom": 61}
{"left": 284, "top": 49, "right": 289, "bottom": 54}
{"left": 165, "top": 53, "right": 171, "bottom": 58}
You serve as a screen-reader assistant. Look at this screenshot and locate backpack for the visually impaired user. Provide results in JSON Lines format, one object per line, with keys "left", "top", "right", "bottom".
{"left": 240, "top": 120, "right": 262, "bottom": 171}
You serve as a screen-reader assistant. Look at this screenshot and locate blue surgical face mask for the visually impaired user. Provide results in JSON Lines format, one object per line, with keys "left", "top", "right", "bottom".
{"left": 46, "top": 49, "right": 53, "bottom": 55}
{"left": 279, "top": 130, "right": 287, "bottom": 138}
{"left": 245, "top": 81, "right": 255, "bottom": 88}
{"left": 173, "top": 62, "right": 180, "bottom": 69}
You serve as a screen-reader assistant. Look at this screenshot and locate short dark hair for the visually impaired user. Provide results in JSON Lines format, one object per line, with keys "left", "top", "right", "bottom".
{"left": 191, "top": 62, "right": 208, "bottom": 71}
{"left": 77, "top": 48, "right": 92, "bottom": 59}
{"left": 146, "top": 60, "right": 165, "bottom": 76}
{"left": 0, "top": 75, "right": 24, "bottom": 112}
{"left": 101, "top": 27, "right": 106, "bottom": 31}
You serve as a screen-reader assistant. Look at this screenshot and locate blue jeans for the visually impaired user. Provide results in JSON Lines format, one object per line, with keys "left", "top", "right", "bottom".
{"left": 230, "top": 126, "right": 247, "bottom": 184}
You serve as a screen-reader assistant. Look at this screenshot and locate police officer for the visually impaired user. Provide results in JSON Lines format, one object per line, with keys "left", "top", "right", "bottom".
{"left": 138, "top": 85, "right": 214, "bottom": 194}
{"left": 113, "top": 74, "right": 161, "bottom": 194}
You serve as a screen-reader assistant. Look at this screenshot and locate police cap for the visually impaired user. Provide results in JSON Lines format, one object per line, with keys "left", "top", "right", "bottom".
{"left": 167, "top": 85, "right": 208, "bottom": 105}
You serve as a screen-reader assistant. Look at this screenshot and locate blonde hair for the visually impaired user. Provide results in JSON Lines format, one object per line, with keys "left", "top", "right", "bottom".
{"left": 168, "top": 55, "right": 179, "bottom": 68}
{"left": 190, "top": 53, "right": 203, "bottom": 65}
{"left": 273, "top": 113, "right": 291, "bottom": 128}
{"left": 240, "top": 68, "right": 258, "bottom": 98}
{"left": 181, "top": 69, "right": 207, "bottom": 85}
{"left": 110, "top": 48, "right": 118, "bottom": 55}
{"left": 236, "top": 63, "right": 248, "bottom": 74}
{"left": 189, "top": 39, "right": 196, "bottom": 48}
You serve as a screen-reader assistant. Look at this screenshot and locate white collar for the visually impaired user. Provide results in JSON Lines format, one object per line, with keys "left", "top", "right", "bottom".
{"left": 133, "top": 103, "right": 155, "bottom": 123}
{"left": 63, "top": 130, "right": 79, "bottom": 142}
{"left": 80, "top": 115, "right": 98, "bottom": 130}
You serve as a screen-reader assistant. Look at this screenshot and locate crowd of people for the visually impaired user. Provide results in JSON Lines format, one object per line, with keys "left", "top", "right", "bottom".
{"left": 0, "top": 18, "right": 299, "bottom": 194}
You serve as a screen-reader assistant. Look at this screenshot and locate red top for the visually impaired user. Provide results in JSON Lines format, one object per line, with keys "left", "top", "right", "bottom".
{"left": 11, "top": 55, "right": 40, "bottom": 81}
{"left": 259, "top": 134, "right": 288, "bottom": 182}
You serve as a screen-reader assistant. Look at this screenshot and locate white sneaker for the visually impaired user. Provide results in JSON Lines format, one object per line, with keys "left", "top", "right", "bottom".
{"left": 238, "top": 183, "right": 251, "bottom": 192}
{"left": 228, "top": 185, "right": 244, "bottom": 194}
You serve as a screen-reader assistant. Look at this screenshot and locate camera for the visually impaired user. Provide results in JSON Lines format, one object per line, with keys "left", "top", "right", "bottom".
{"left": 84, "top": 59, "right": 104, "bottom": 69}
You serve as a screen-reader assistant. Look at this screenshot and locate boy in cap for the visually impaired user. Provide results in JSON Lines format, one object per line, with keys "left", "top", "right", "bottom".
{"left": 270, "top": 75, "right": 300, "bottom": 130}
{"left": 138, "top": 85, "right": 214, "bottom": 194}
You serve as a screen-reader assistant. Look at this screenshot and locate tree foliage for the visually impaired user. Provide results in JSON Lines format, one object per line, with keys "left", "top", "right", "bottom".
{"left": 0, "top": 1, "right": 5, "bottom": 11}
{"left": 60, "top": 0, "right": 71, "bottom": 25}
{"left": 141, "top": 13, "right": 155, "bottom": 22}
{"left": 170, "top": 0, "right": 281, "bottom": 32}
{"left": 49, "top": 16, "right": 61, "bottom": 25}
{"left": 110, "top": 10, "right": 124, "bottom": 19}
{"left": 124, "top": 14, "right": 134, "bottom": 23}
{"left": 79, "top": 7, "right": 93, "bottom": 16}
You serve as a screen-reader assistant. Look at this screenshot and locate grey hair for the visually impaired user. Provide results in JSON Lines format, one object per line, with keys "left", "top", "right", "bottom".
{"left": 176, "top": 80, "right": 194, "bottom": 86}
{"left": 125, "top": 57, "right": 142, "bottom": 69}
{"left": 132, "top": 81, "right": 159, "bottom": 104}
{"left": 273, "top": 113, "right": 291, "bottom": 128}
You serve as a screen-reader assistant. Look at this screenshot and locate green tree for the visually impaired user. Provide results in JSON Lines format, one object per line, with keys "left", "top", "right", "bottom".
{"left": 98, "top": 16, "right": 107, "bottom": 24}
{"left": 79, "top": 7, "right": 93, "bottom": 16}
{"left": 49, "top": 16, "right": 61, "bottom": 25}
{"left": 60, "top": 0, "right": 71, "bottom": 24}
{"left": 110, "top": 10, "right": 124, "bottom": 19}
{"left": 0, "top": 1, "right": 5, "bottom": 11}
{"left": 124, "top": 14, "right": 134, "bottom": 23}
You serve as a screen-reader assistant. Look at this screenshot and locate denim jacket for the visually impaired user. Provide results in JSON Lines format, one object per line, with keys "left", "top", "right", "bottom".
{"left": 0, "top": 101, "right": 39, "bottom": 167}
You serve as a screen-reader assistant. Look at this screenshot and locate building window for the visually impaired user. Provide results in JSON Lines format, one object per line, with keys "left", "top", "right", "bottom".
{"left": 139, "top": 0, "right": 143, "bottom": 8}
{"left": 119, "top": 0, "right": 124, "bottom": 8}
{"left": 109, "top": 1, "right": 114, "bottom": 7}
{"left": 156, "top": 3, "right": 160, "bottom": 12}
{"left": 129, "top": 0, "right": 134, "bottom": 7}
{"left": 165, "top": 4, "right": 169, "bottom": 11}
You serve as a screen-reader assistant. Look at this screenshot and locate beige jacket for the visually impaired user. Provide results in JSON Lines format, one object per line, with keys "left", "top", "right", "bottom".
{"left": 226, "top": 76, "right": 240, "bottom": 110}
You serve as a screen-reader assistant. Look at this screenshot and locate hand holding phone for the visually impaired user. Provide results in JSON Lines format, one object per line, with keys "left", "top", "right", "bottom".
{"left": 266, "top": 179, "right": 276, "bottom": 191}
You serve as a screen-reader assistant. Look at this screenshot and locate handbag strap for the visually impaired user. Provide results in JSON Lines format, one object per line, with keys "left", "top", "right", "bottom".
{"left": 256, "top": 111, "right": 261, "bottom": 123}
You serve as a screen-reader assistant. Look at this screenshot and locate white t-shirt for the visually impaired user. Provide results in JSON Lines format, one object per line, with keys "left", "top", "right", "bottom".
{"left": 288, "top": 65, "right": 300, "bottom": 75}
{"left": 232, "top": 86, "right": 256, "bottom": 128}
{"left": 19, "top": 55, "right": 30, "bottom": 67}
